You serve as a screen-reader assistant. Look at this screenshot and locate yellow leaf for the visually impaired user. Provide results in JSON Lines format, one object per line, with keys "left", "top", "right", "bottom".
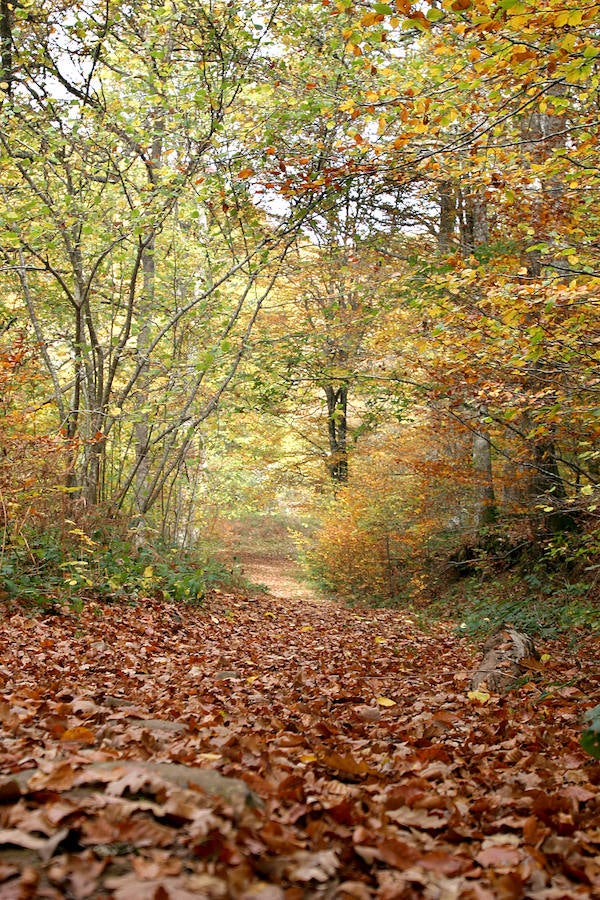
{"left": 143, "top": 566, "right": 154, "bottom": 580}
{"left": 247, "top": 675, "right": 259, "bottom": 684}
{"left": 468, "top": 690, "right": 491, "bottom": 703}
{"left": 374, "top": 636, "right": 387, "bottom": 644}
{"left": 540, "top": 653, "right": 551, "bottom": 663}
{"left": 376, "top": 696, "right": 396, "bottom": 707}
{"left": 300, "top": 753, "right": 317, "bottom": 763}
{"left": 264, "top": 611, "right": 275, "bottom": 618}
{"left": 300, "top": 625, "right": 313, "bottom": 632}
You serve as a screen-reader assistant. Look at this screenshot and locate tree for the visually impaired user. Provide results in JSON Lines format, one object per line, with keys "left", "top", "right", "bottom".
{"left": 0, "top": 0, "right": 313, "bottom": 530}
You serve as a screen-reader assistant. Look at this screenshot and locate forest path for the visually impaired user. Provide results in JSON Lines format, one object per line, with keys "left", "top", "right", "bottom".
{"left": 0, "top": 592, "right": 597, "bottom": 897}
{"left": 237, "top": 551, "right": 323, "bottom": 603}
{"left": 216, "top": 513, "right": 323, "bottom": 603}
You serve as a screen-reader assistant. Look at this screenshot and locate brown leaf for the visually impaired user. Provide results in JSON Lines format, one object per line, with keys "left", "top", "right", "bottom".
{"left": 27, "top": 762, "right": 78, "bottom": 791}
{"left": 285, "top": 849, "right": 339, "bottom": 883}
{"left": 378, "top": 837, "right": 421, "bottom": 869}
{"left": 0, "top": 776, "right": 21, "bottom": 803}
{"left": 475, "top": 845, "right": 522, "bottom": 868}
{"left": 318, "top": 752, "right": 374, "bottom": 776}
{"left": 0, "top": 827, "right": 69, "bottom": 862}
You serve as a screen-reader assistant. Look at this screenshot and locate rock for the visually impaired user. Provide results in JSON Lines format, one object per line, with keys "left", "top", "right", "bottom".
{"left": 127, "top": 718, "right": 188, "bottom": 733}
{"left": 14, "top": 760, "right": 262, "bottom": 815}
{"left": 214, "top": 670, "right": 240, "bottom": 681}
{"left": 103, "top": 695, "right": 135, "bottom": 708}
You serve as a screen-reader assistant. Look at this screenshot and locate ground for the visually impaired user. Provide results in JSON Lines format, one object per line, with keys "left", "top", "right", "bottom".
{"left": 0, "top": 559, "right": 598, "bottom": 899}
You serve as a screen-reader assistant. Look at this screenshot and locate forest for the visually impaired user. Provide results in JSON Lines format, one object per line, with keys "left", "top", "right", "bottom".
{"left": 0, "top": 0, "right": 599, "bottom": 896}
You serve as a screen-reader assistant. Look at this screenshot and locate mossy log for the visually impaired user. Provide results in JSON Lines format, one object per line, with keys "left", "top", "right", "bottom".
{"left": 470, "top": 627, "right": 538, "bottom": 692}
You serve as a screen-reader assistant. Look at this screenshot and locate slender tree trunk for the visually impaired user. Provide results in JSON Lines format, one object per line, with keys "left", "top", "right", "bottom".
{"left": 472, "top": 424, "right": 496, "bottom": 530}
{"left": 325, "top": 383, "right": 348, "bottom": 483}
{"left": 0, "top": 0, "right": 12, "bottom": 101}
{"left": 133, "top": 235, "right": 154, "bottom": 521}
{"left": 520, "top": 102, "right": 567, "bottom": 509}
{"left": 132, "top": 93, "right": 167, "bottom": 531}
{"left": 438, "top": 181, "right": 455, "bottom": 253}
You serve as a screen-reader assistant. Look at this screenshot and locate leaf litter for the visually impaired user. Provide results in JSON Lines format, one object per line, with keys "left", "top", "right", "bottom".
{"left": 0, "top": 591, "right": 598, "bottom": 898}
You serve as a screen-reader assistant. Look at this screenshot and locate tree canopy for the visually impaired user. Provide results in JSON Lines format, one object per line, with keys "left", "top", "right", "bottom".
{"left": 0, "top": 0, "right": 598, "bottom": 603}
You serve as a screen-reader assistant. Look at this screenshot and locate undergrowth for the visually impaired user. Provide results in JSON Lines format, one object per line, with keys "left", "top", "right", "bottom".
{"left": 0, "top": 521, "right": 240, "bottom": 611}
{"left": 442, "top": 571, "right": 599, "bottom": 641}
{"left": 303, "top": 519, "right": 600, "bottom": 640}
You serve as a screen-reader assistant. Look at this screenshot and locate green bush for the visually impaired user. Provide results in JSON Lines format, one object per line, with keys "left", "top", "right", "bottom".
{"left": 446, "top": 571, "right": 599, "bottom": 640}
{"left": 582, "top": 705, "right": 600, "bottom": 760}
{"left": 0, "top": 523, "right": 234, "bottom": 610}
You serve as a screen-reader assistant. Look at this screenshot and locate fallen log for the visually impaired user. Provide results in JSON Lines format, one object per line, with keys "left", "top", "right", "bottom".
{"left": 470, "top": 627, "right": 538, "bottom": 692}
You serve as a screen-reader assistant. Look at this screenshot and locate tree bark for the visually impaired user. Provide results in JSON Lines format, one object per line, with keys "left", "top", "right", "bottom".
{"left": 471, "top": 628, "right": 537, "bottom": 692}
{"left": 325, "top": 383, "right": 348, "bottom": 483}
{"left": 438, "top": 181, "right": 455, "bottom": 253}
{"left": 0, "top": 0, "right": 12, "bottom": 101}
{"left": 472, "top": 421, "right": 496, "bottom": 530}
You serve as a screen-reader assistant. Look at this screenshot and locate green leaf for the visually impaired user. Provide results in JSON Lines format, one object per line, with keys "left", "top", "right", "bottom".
{"left": 581, "top": 729, "right": 600, "bottom": 759}
{"left": 426, "top": 7, "right": 444, "bottom": 21}
{"left": 373, "top": 3, "right": 393, "bottom": 13}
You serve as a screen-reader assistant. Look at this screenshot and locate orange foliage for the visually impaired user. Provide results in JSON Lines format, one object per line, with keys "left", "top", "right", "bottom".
{"left": 304, "top": 417, "right": 477, "bottom": 602}
{"left": 0, "top": 335, "right": 70, "bottom": 538}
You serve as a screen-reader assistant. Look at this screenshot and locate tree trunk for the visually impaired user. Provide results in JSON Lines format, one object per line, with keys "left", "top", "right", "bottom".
{"left": 519, "top": 96, "right": 568, "bottom": 511}
{"left": 0, "top": 0, "right": 12, "bottom": 101}
{"left": 471, "top": 628, "right": 537, "bottom": 692}
{"left": 472, "top": 421, "right": 496, "bottom": 530}
{"left": 438, "top": 181, "right": 455, "bottom": 253}
{"left": 325, "top": 383, "right": 348, "bottom": 483}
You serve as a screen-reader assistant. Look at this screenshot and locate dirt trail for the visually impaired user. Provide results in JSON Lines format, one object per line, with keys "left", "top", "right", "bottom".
{"left": 238, "top": 552, "right": 322, "bottom": 603}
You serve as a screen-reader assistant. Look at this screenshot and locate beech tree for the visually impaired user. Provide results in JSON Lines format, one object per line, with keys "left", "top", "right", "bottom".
{"left": 0, "top": 0, "right": 315, "bottom": 530}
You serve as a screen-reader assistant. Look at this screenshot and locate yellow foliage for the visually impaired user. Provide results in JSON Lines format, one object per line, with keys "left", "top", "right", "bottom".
{"left": 303, "top": 417, "right": 473, "bottom": 603}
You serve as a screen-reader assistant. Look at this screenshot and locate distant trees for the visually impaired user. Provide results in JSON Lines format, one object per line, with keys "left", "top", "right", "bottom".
{"left": 0, "top": 0, "right": 312, "bottom": 531}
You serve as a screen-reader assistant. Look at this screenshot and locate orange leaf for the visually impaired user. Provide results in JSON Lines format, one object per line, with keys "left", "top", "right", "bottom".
{"left": 60, "top": 726, "right": 96, "bottom": 744}
{"left": 319, "top": 752, "right": 373, "bottom": 776}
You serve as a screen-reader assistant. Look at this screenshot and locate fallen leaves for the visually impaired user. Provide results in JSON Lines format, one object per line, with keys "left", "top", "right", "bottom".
{"left": 0, "top": 593, "right": 598, "bottom": 897}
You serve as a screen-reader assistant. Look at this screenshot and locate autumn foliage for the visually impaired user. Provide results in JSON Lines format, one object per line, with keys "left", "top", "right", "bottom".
{"left": 0, "top": 336, "right": 69, "bottom": 539}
